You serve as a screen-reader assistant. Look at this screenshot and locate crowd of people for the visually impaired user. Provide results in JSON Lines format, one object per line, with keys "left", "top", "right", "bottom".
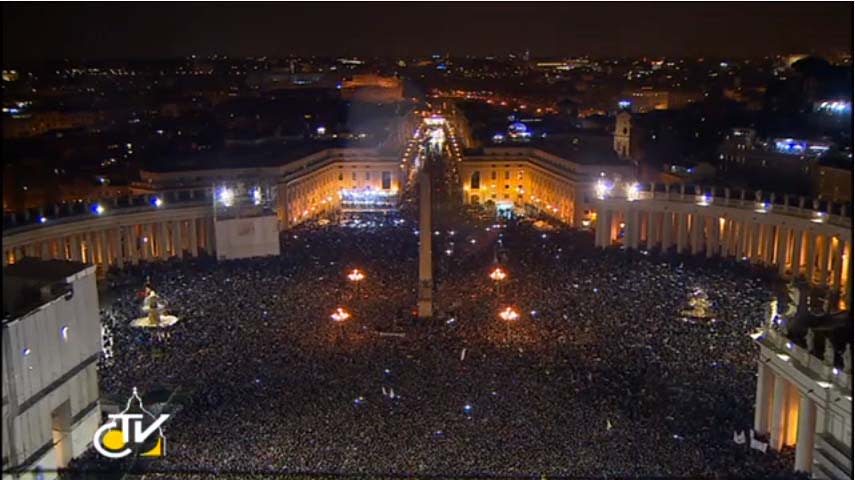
{"left": 66, "top": 203, "right": 810, "bottom": 479}
{"left": 66, "top": 146, "right": 809, "bottom": 480}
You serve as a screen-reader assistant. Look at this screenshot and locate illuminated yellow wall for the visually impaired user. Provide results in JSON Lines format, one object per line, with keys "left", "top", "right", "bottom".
{"left": 279, "top": 162, "right": 402, "bottom": 227}
{"left": 458, "top": 160, "right": 577, "bottom": 225}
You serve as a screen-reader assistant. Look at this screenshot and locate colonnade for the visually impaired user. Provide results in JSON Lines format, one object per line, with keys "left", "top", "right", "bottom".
{"left": 595, "top": 202, "right": 853, "bottom": 308}
{"left": 3, "top": 214, "right": 216, "bottom": 271}
{"left": 755, "top": 362, "right": 818, "bottom": 471}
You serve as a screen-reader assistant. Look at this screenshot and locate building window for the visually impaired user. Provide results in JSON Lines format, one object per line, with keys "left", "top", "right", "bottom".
{"left": 382, "top": 171, "right": 391, "bottom": 190}
{"left": 470, "top": 171, "right": 481, "bottom": 190}
{"left": 365, "top": 172, "right": 370, "bottom": 181}
{"left": 491, "top": 171, "right": 497, "bottom": 180}
{"left": 352, "top": 172, "right": 357, "bottom": 181}
{"left": 504, "top": 171, "right": 510, "bottom": 180}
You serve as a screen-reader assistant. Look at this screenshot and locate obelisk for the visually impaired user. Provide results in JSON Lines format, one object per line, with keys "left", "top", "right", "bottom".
{"left": 418, "top": 170, "right": 433, "bottom": 318}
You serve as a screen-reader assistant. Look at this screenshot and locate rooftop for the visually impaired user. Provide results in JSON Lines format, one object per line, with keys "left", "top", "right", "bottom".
{"left": 3, "top": 258, "right": 90, "bottom": 322}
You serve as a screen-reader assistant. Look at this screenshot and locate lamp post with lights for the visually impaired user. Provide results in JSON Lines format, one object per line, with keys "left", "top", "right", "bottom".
{"left": 331, "top": 307, "right": 350, "bottom": 340}
{"left": 489, "top": 267, "right": 507, "bottom": 296}
{"left": 347, "top": 268, "right": 365, "bottom": 298}
{"left": 498, "top": 306, "right": 519, "bottom": 343}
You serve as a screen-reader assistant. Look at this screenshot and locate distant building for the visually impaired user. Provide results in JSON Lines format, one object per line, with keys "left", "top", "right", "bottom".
{"left": 620, "top": 87, "right": 703, "bottom": 113}
{"left": 613, "top": 111, "right": 633, "bottom": 159}
{"left": 718, "top": 128, "right": 836, "bottom": 194}
{"left": 2, "top": 259, "right": 101, "bottom": 477}
{"left": 340, "top": 75, "right": 403, "bottom": 103}
{"left": 814, "top": 160, "right": 853, "bottom": 203}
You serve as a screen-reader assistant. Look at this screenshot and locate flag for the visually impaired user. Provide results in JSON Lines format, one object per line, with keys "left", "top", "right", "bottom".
{"left": 460, "top": 348, "right": 467, "bottom": 361}
{"left": 607, "top": 419, "right": 613, "bottom": 431}
{"left": 382, "top": 387, "right": 388, "bottom": 397}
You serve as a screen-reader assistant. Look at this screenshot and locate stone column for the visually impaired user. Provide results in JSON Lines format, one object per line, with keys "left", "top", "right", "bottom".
{"left": 794, "top": 395, "right": 816, "bottom": 473}
{"left": 113, "top": 228, "right": 124, "bottom": 269}
{"left": 844, "top": 242, "right": 853, "bottom": 309}
{"left": 707, "top": 217, "right": 720, "bottom": 258}
{"left": 207, "top": 217, "right": 216, "bottom": 255}
{"left": 129, "top": 226, "right": 139, "bottom": 265}
{"left": 817, "top": 235, "right": 829, "bottom": 288}
{"left": 805, "top": 232, "right": 816, "bottom": 284}
{"left": 646, "top": 211, "right": 657, "bottom": 250}
{"left": 777, "top": 226, "right": 789, "bottom": 276}
{"left": 417, "top": 171, "right": 433, "bottom": 318}
{"left": 189, "top": 218, "right": 199, "bottom": 257}
{"left": 690, "top": 213, "right": 703, "bottom": 255}
{"left": 831, "top": 237, "right": 843, "bottom": 300}
{"left": 676, "top": 212, "right": 688, "bottom": 253}
{"left": 70, "top": 235, "right": 82, "bottom": 262}
{"left": 40, "top": 241, "right": 51, "bottom": 260}
{"left": 736, "top": 221, "right": 747, "bottom": 259}
{"left": 754, "top": 223, "right": 764, "bottom": 262}
{"left": 98, "top": 230, "right": 108, "bottom": 265}
{"left": 770, "top": 375, "right": 788, "bottom": 451}
{"left": 662, "top": 212, "right": 673, "bottom": 251}
{"left": 159, "top": 222, "right": 169, "bottom": 260}
{"left": 792, "top": 230, "right": 803, "bottom": 278}
{"left": 626, "top": 208, "right": 639, "bottom": 250}
{"left": 140, "top": 224, "right": 152, "bottom": 260}
{"left": 172, "top": 220, "right": 183, "bottom": 258}
{"left": 764, "top": 225, "right": 775, "bottom": 266}
{"left": 754, "top": 362, "right": 774, "bottom": 434}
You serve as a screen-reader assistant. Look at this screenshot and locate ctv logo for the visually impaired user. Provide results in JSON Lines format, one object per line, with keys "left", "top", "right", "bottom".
{"left": 93, "top": 388, "right": 169, "bottom": 459}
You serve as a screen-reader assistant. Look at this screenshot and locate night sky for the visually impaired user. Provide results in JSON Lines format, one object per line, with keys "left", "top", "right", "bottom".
{"left": 3, "top": 2, "right": 853, "bottom": 62}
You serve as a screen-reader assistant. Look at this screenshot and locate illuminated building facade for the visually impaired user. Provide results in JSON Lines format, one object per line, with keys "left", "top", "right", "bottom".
{"left": 754, "top": 327, "right": 852, "bottom": 478}
{"left": 592, "top": 185, "right": 852, "bottom": 308}
{"left": 2, "top": 148, "right": 404, "bottom": 270}
{"left": 2, "top": 259, "right": 102, "bottom": 478}
{"left": 458, "top": 147, "right": 634, "bottom": 226}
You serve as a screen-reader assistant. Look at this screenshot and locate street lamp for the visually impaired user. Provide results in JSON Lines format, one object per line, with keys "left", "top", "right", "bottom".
{"left": 347, "top": 269, "right": 365, "bottom": 298}
{"left": 347, "top": 269, "right": 365, "bottom": 283}
{"left": 489, "top": 267, "right": 507, "bottom": 295}
{"left": 331, "top": 307, "right": 350, "bottom": 339}
{"left": 498, "top": 306, "right": 519, "bottom": 343}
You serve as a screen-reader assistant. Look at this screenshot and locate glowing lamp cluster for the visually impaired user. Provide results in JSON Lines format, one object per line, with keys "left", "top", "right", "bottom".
{"left": 489, "top": 267, "right": 507, "bottom": 282}
{"left": 499, "top": 306, "right": 520, "bottom": 322}
{"left": 754, "top": 202, "right": 771, "bottom": 214}
{"left": 218, "top": 187, "right": 235, "bottom": 207}
{"left": 625, "top": 182, "right": 640, "bottom": 202}
{"left": 594, "top": 180, "right": 614, "bottom": 200}
{"left": 330, "top": 307, "right": 350, "bottom": 323}
{"left": 696, "top": 194, "right": 713, "bottom": 207}
{"left": 347, "top": 269, "right": 365, "bottom": 283}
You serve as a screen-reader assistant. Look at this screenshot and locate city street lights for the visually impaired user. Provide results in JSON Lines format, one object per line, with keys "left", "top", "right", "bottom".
{"left": 498, "top": 306, "right": 519, "bottom": 343}
{"left": 489, "top": 267, "right": 507, "bottom": 295}
{"left": 331, "top": 307, "right": 350, "bottom": 339}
